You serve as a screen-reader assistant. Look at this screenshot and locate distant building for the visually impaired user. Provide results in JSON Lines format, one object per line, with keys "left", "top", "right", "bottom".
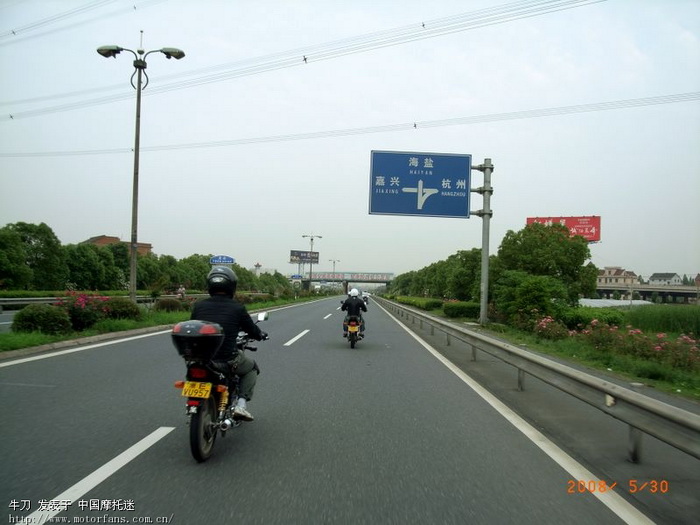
{"left": 695, "top": 274, "right": 700, "bottom": 287}
{"left": 648, "top": 273, "right": 682, "bottom": 286}
{"left": 83, "top": 235, "right": 152, "bottom": 256}
{"left": 597, "top": 266, "right": 638, "bottom": 286}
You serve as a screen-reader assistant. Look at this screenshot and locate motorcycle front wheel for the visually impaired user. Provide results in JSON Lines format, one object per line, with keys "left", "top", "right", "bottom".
{"left": 190, "top": 395, "right": 217, "bottom": 462}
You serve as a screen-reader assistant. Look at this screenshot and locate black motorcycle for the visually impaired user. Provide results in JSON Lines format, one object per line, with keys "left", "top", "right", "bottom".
{"left": 172, "top": 312, "right": 268, "bottom": 462}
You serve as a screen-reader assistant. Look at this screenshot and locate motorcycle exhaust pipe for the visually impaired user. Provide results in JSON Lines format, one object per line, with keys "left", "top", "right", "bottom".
{"left": 221, "top": 418, "right": 233, "bottom": 431}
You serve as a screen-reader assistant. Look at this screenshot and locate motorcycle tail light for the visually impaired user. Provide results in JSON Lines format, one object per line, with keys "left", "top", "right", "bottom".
{"left": 198, "top": 324, "right": 220, "bottom": 335}
{"left": 349, "top": 321, "right": 358, "bottom": 326}
{"left": 189, "top": 367, "right": 207, "bottom": 379}
{"left": 186, "top": 400, "right": 200, "bottom": 407}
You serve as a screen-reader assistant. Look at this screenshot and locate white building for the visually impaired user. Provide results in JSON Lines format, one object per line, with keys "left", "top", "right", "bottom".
{"left": 648, "top": 273, "right": 682, "bottom": 286}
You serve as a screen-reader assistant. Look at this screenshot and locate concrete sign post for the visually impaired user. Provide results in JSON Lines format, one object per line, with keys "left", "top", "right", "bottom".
{"left": 471, "top": 159, "right": 494, "bottom": 325}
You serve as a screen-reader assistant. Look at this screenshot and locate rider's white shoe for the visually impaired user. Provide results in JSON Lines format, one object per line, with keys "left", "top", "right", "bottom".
{"left": 233, "top": 406, "right": 254, "bottom": 421}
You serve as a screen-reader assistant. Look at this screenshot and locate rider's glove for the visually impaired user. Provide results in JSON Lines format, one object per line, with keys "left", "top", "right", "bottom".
{"left": 260, "top": 331, "right": 269, "bottom": 341}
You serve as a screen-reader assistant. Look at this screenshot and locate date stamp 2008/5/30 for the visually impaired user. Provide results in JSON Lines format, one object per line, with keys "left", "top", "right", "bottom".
{"left": 567, "top": 479, "right": 670, "bottom": 494}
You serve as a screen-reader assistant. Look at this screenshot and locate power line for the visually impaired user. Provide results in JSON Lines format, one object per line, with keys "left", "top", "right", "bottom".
{"left": 0, "top": 0, "right": 118, "bottom": 39}
{"left": 1, "top": 92, "right": 696, "bottom": 158}
{"left": 0, "top": 0, "right": 607, "bottom": 119}
{"left": 0, "top": 0, "right": 167, "bottom": 46}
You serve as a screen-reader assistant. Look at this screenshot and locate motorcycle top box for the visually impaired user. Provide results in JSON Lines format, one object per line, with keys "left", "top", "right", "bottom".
{"left": 172, "top": 320, "right": 224, "bottom": 361}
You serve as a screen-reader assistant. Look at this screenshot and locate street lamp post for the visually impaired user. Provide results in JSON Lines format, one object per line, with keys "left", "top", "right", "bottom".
{"left": 97, "top": 43, "right": 185, "bottom": 302}
{"left": 329, "top": 259, "right": 340, "bottom": 291}
{"left": 302, "top": 233, "right": 322, "bottom": 291}
{"left": 329, "top": 259, "right": 340, "bottom": 274}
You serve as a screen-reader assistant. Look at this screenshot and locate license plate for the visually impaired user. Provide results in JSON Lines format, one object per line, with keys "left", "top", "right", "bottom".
{"left": 348, "top": 325, "right": 359, "bottom": 332}
{"left": 182, "top": 381, "right": 212, "bottom": 398}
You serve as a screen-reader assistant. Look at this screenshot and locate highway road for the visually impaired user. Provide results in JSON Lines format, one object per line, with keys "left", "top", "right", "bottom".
{"left": 0, "top": 297, "right": 694, "bottom": 524}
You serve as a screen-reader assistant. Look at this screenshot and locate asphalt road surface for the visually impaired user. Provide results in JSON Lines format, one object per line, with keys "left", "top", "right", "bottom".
{"left": 0, "top": 297, "right": 696, "bottom": 524}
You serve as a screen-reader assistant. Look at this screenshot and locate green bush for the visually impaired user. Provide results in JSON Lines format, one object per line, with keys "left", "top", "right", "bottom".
{"left": 249, "top": 293, "right": 274, "bottom": 304}
{"left": 105, "top": 297, "right": 142, "bottom": 320}
{"left": 560, "top": 307, "right": 625, "bottom": 330}
{"left": 154, "top": 298, "right": 184, "bottom": 312}
{"left": 493, "top": 271, "right": 569, "bottom": 326}
{"left": 12, "top": 304, "right": 72, "bottom": 335}
{"left": 443, "top": 301, "right": 480, "bottom": 318}
{"left": 396, "top": 296, "right": 443, "bottom": 311}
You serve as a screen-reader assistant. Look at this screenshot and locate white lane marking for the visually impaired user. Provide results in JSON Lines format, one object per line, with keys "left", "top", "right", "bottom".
{"left": 0, "top": 330, "right": 171, "bottom": 368}
{"left": 323, "top": 314, "right": 332, "bottom": 320}
{"left": 0, "top": 381, "right": 56, "bottom": 388}
{"left": 284, "top": 329, "right": 310, "bottom": 346}
{"left": 27, "top": 426, "right": 175, "bottom": 524}
{"left": 376, "top": 302, "right": 655, "bottom": 525}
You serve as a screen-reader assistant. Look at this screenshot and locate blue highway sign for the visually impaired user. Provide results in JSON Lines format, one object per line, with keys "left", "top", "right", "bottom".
{"left": 210, "top": 255, "right": 235, "bottom": 265}
{"left": 369, "top": 150, "right": 471, "bottom": 218}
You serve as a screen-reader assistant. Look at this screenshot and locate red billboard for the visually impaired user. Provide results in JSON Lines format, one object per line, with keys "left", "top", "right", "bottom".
{"left": 526, "top": 216, "right": 601, "bottom": 242}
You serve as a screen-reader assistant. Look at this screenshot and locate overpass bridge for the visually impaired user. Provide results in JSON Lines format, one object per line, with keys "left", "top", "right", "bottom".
{"left": 310, "top": 272, "right": 393, "bottom": 284}
{"left": 597, "top": 283, "right": 700, "bottom": 304}
{"left": 292, "top": 271, "right": 393, "bottom": 292}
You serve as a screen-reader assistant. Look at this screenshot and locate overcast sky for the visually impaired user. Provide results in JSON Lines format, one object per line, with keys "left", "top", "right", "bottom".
{"left": 1, "top": 0, "right": 699, "bottom": 281}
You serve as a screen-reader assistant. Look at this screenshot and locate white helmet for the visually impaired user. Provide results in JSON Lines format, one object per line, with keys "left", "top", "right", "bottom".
{"left": 350, "top": 288, "right": 359, "bottom": 297}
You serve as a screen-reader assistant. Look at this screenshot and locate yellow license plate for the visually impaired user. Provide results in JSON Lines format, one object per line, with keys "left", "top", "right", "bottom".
{"left": 348, "top": 325, "right": 359, "bottom": 332}
{"left": 182, "top": 381, "right": 212, "bottom": 398}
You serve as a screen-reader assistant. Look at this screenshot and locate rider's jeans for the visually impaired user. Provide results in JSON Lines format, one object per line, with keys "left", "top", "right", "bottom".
{"left": 227, "top": 352, "right": 258, "bottom": 401}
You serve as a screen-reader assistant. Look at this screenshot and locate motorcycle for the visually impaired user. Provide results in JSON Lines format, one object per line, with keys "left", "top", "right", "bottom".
{"left": 171, "top": 312, "right": 269, "bottom": 462}
{"left": 344, "top": 315, "right": 362, "bottom": 348}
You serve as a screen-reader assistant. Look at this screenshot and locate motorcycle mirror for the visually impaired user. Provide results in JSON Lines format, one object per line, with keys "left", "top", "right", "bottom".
{"left": 256, "top": 312, "right": 269, "bottom": 322}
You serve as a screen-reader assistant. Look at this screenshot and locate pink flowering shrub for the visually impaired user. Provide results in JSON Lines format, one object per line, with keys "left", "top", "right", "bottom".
{"left": 55, "top": 292, "right": 110, "bottom": 331}
{"left": 530, "top": 314, "right": 699, "bottom": 372}
{"left": 533, "top": 315, "right": 569, "bottom": 340}
{"left": 571, "top": 319, "right": 699, "bottom": 372}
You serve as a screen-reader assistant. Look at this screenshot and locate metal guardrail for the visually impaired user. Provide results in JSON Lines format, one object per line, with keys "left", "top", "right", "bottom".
{"left": 376, "top": 296, "right": 700, "bottom": 462}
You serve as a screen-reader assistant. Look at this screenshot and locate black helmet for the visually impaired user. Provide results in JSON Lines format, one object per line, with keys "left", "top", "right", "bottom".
{"left": 207, "top": 266, "right": 238, "bottom": 296}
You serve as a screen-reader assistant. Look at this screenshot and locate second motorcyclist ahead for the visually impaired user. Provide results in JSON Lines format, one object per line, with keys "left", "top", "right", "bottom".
{"left": 341, "top": 288, "right": 367, "bottom": 338}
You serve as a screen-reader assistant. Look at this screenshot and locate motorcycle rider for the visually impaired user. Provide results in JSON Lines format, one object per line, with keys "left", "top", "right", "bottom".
{"left": 341, "top": 288, "right": 367, "bottom": 338}
{"left": 190, "top": 266, "right": 268, "bottom": 421}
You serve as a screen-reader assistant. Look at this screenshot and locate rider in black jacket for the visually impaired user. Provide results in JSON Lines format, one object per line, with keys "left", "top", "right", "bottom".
{"left": 341, "top": 288, "right": 367, "bottom": 337}
{"left": 191, "top": 266, "right": 268, "bottom": 421}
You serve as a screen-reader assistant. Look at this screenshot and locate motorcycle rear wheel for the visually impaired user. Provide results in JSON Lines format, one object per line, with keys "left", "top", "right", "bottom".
{"left": 350, "top": 335, "right": 357, "bottom": 349}
{"left": 190, "top": 395, "right": 217, "bottom": 462}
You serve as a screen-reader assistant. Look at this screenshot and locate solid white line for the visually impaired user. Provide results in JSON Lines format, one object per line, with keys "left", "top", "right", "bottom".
{"left": 375, "top": 302, "right": 655, "bottom": 525}
{"left": 0, "top": 330, "right": 171, "bottom": 368}
{"left": 26, "top": 426, "right": 175, "bottom": 523}
{"left": 323, "top": 314, "right": 332, "bottom": 320}
{"left": 284, "top": 329, "right": 310, "bottom": 346}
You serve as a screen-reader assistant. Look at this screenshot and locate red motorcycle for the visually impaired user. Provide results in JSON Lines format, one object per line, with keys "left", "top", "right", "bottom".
{"left": 172, "top": 312, "right": 268, "bottom": 462}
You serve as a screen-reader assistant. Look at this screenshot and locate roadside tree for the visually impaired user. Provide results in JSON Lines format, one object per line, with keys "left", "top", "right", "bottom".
{"left": 0, "top": 227, "right": 33, "bottom": 289}
{"left": 6, "top": 222, "right": 68, "bottom": 289}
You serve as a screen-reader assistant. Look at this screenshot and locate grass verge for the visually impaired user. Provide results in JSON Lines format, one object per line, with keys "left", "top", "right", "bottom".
{"left": 0, "top": 296, "right": 319, "bottom": 353}
{"left": 477, "top": 322, "right": 700, "bottom": 401}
